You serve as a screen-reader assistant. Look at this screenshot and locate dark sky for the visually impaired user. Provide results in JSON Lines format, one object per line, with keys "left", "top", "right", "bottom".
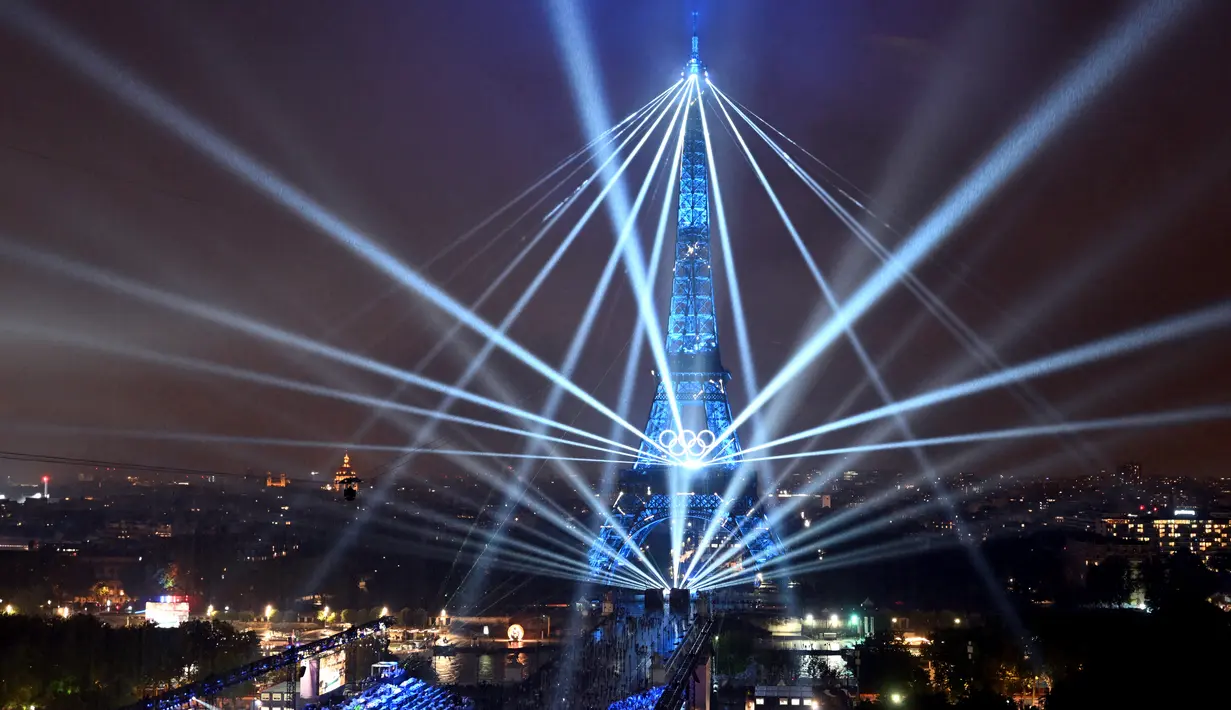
{"left": 0, "top": 0, "right": 1229, "bottom": 485}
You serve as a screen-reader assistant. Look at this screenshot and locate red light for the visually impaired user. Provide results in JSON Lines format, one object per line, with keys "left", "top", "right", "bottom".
{"left": 1139, "top": 505, "right": 1145, "bottom": 510}
{"left": 42, "top": 475, "right": 50, "bottom": 483}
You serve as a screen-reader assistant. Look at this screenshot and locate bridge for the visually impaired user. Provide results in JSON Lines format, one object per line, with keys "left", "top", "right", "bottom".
{"left": 120, "top": 617, "right": 395, "bottom": 710}
{"left": 654, "top": 615, "right": 718, "bottom": 710}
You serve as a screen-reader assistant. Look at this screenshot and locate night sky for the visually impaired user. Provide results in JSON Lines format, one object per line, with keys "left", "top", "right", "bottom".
{"left": 1, "top": 0, "right": 1229, "bottom": 485}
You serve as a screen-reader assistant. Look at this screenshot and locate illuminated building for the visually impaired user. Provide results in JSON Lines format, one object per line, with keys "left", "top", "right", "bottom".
{"left": 332, "top": 452, "right": 358, "bottom": 493}
{"left": 266, "top": 472, "right": 288, "bottom": 487}
{"left": 145, "top": 595, "right": 191, "bottom": 627}
{"left": 1116, "top": 461, "right": 1143, "bottom": 487}
{"left": 1099, "top": 510, "right": 1231, "bottom": 560}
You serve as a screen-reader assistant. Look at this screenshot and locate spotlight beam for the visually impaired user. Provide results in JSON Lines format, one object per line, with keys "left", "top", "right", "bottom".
{"left": 547, "top": 0, "right": 687, "bottom": 440}
{"left": 448, "top": 81, "right": 692, "bottom": 609}
{"left": 411, "top": 437, "right": 665, "bottom": 590}
{"left": 423, "top": 84, "right": 679, "bottom": 273}
{"left": 308, "top": 84, "right": 682, "bottom": 603}
{"left": 698, "top": 536, "right": 952, "bottom": 592}
{"left": 738, "top": 404, "right": 1231, "bottom": 466}
{"left": 454, "top": 86, "right": 692, "bottom": 598}
{"left": 0, "top": 4, "right": 657, "bottom": 448}
{"left": 691, "top": 339, "right": 1186, "bottom": 586}
{"left": 0, "top": 322, "right": 646, "bottom": 460}
{"left": 433, "top": 81, "right": 688, "bottom": 464}
{"left": 730, "top": 300, "right": 1231, "bottom": 462}
{"left": 384, "top": 503, "right": 647, "bottom": 589}
{"left": 688, "top": 83, "right": 926, "bottom": 588}
{"left": 344, "top": 86, "right": 684, "bottom": 536}
{"left": 709, "top": 396, "right": 1177, "bottom": 590}
{"left": 7, "top": 424, "right": 647, "bottom": 466}
{"left": 699, "top": 84, "right": 759, "bottom": 412}
{"left": 707, "top": 0, "right": 1198, "bottom": 451}
{"left": 715, "top": 89, "right": 1102, "bottom": 473}
{"left": 352, "top": 83, "right": 694, "bottom": 602}
{"left": 698, "top": 91, "right": 1030, "bottom": 643}
{"left": 0, "top": 240, "right": 647, "bottom": 457}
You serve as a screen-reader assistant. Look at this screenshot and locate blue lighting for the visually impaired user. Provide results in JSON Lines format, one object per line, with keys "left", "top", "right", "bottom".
{"left": 590, "top": 19, "right": 782, "bottom": 585}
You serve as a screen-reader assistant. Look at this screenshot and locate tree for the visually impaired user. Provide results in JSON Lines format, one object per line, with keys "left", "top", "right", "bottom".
{"left": 924, "top": 627, "right": 1028, "bottom": 700}
{"left": 0, "top": 614, "right": 258, "bottom": 710}
{"left": 1142, "top": 550, "right": 1217, "bottom": 613}
{"left": 800, "top": 654, "right": 838, "bottom": 686}
{"left": 851, "top": 633, "right": 929, "bottom": 697}
{"left": 712, "top": 627, "right": 756, "bottom": 677}
{"left": 754, "top": 648, "right": 795, "bottom": 685}
{"left": 1083, "top": 556, "right": 1130, "bottom": 606}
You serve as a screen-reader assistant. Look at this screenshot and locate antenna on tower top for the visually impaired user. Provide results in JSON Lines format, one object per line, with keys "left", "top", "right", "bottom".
{"left": 682, "top": 8, "right": 706, "bottom": 80}
{"left": 691, "top": 10, "right": 700, "bottom": 59}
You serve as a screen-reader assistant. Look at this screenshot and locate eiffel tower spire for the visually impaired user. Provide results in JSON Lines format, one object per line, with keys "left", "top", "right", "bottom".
{"left": 691, "top": 10, "right": 700, "bottom": 61}
{"left": 632, "top": 23, "right": 741, "bottom": 473}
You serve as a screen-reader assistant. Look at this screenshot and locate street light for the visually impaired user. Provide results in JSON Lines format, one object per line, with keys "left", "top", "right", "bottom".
{"left": 890, "top": 693, "right": 904, "bottom": 705}
{"left": 805, "top": 613, "right": 814, "bottom": 625}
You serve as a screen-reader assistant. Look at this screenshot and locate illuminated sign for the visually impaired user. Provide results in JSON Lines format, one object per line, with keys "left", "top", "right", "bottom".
{"left": 507, "top": 624, "right": 525, "bottom": 642}
{"left": 317, "top": 648, "right": 346, "bottom": 694}
{"left": 145, "top": 600, "right": 190, "bottom": 627}
{"left": 1174, "top": 509, "right": 1196, "bottom": 516}
{"left": 658, "top": 429, "right": 716, "bottom": 469}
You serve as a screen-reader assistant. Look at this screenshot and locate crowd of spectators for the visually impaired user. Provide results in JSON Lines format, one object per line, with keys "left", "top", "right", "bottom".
{"left": 305, "top": 672, "right": 471, "bottom": 710}
{"left": 605, "top": 685, "right": 664, "bottom": 710}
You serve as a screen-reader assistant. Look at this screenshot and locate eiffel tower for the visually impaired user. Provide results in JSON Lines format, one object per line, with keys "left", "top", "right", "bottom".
{"left": 589, "top": 20, "right": 782, "bottom": 589}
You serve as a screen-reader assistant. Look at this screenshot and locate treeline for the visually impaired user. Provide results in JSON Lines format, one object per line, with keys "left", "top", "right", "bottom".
{"left": 712, "top": 551, "right": 1229, "bottom": 709}
{"left": 851, "top": 600, "right": 1231, "bottom": 709}
{"left": 851, "top": 554, "right": 1230, "bottom": 708}
{"left": 0, "top": 616, "right": 258, "bottom": 710}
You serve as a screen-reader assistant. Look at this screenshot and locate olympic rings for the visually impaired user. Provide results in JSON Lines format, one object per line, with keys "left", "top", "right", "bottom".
{"left": 657, "top": 428, "right": 716, "bottom": 458}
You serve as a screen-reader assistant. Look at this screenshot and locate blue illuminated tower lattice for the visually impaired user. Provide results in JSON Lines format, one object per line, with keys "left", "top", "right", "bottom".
{"left": 589, "top": 19, "right": 782, "bottom": 585}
